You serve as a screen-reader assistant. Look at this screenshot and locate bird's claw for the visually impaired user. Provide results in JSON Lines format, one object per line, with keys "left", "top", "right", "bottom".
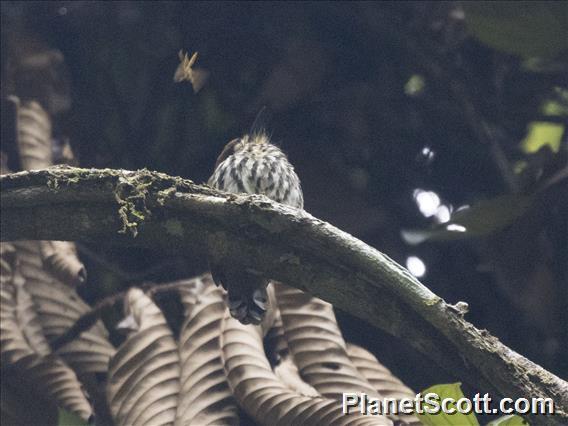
{"left": 228, "top": 287, "right": 268, "bottom": 325}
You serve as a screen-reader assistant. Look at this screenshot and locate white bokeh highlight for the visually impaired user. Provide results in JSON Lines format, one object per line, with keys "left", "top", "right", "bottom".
{"left": 406, "top": 255, "right": 427, "bottom": 278}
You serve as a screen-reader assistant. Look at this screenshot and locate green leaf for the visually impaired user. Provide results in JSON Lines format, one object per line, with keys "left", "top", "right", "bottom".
{"left": 487, "top": 414, "right": 529, "bottom": 425}
{"left": 418, "top": 383, "right": 480, "bottom": 426}
{"left": 541, "top": 99, "right": 568, "bottom": 117}
{"left": 401, "top": 194, "right": 534, "bottom": 244}
{"left": 463, "top": 2, "right": 568, "bottom": 59}
{"left": 520, "top": 122, "right": 564, "bottom": 154}
{"left": 58, "top": 409, "right": 89, "bottom": 426}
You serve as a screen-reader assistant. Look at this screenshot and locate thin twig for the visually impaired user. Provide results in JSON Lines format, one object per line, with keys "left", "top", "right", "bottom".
{"left": 76, "top": 242, "right": 183, "bottom": 282}
{"left": 50, "top": 279, "right": 194, "bottom": 351}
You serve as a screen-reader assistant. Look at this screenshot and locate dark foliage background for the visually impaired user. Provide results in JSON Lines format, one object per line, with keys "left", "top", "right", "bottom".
{"left": 2, "top": 0, "right": 567, "bottom": 395}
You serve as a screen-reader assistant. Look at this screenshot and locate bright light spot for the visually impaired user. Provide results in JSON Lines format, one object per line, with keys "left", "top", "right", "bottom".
{"left": 421, "top": 146, "right": 435, "bottom": 159}
{"left": 413, "top": 189, "right": 441, "bottom": 217}
{"left": 434, "top": 204, "right": 451, "bottom": 223}
{"left": 404, "top": 74, "right": 425, "bottom": 96}
{"left": 416, "top": 146, "right": 435, "bottom": 167}
{"left": 58, "top": 7, "right": 67, "bottom": 15}
{"left": 406, "top": 256, "right": 427, "bottom": 278}
{"left": 446, "top": 224, "right": 467, "bottom": 232}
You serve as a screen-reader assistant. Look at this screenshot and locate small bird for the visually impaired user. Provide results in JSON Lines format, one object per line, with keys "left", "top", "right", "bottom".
{"left": 208, "top": 129, "right": 303, "bottom": 324}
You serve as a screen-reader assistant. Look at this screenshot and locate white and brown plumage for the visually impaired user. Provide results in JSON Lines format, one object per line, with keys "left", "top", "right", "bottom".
{"left": 208, "top": 131, "right": 303, "bottom": 324}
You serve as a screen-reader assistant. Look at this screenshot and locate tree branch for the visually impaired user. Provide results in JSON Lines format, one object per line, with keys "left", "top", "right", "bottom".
{"left": 1, "top": 166, "right": 566, "bottom": 424}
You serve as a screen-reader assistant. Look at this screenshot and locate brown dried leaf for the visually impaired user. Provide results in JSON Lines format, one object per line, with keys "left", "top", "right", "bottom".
{"left": 39, "top": 240, "right": 87, "bottom": 287}
{"left": 0, "top": 248, "right": 93, "bottom": 421}
{"left": 273, "top": 355, "right": 319, "bottom": 397}
{"left": 0, "top": 243, "right": 17, "bottom": 286}
{"left": 14, "top": 241, "right": 115, "bottom": 375}
{"left": 346, "top": 344, "right": 416, "bottom": 401}
{"left": 274, "top": 284, "right": 382, "bottom": 399}
{"left": 221, "top": 303, "right": 383, "bottom": 425}
{"left": 1, "top": 243, "right": 50, "bottom": 359}
{"left": 15, "top": 264, "right": 52, "bottom": 356}
{"left": 107, "top": 288, "right": 180, "bottom": 426}
{"left": 347, "top": 344, "right": 421, "bottom": 425}
{"left": 175, "top": 274, "right": 239, "bottom": 426}
{"left": 16, "top": 100, "right": 52, "bottom": 170}
{"left": 264, "top": 300, "right": 318, "bottom": 396}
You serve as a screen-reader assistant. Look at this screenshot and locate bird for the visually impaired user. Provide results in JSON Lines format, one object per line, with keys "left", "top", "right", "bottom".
{"left": 208, "top": 129, "right": 303, "bottom": 324}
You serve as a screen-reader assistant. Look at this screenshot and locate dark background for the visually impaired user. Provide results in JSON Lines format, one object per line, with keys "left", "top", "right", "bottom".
{"left": 2, "top": 0, "right": 567, "bottom": 396}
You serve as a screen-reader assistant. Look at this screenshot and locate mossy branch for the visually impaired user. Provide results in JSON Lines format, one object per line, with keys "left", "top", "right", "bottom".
{"left": 1, "top": 166, "right": 567, "bottom": 425}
